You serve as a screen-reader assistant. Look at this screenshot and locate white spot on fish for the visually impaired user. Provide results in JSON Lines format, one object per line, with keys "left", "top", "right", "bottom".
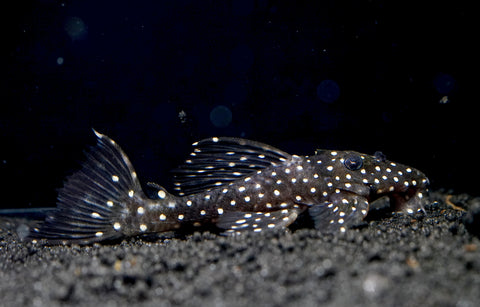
{"left": 158, "top": 190, "right": 166, "bottom": 199}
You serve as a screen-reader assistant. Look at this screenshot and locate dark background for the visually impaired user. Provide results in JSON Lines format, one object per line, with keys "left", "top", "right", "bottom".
{"left": 1, "top": 0, "right": 474, "bottom": 210}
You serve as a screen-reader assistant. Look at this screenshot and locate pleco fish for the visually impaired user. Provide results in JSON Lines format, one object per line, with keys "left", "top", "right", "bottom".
{"left": 29, "top": 131, "right": 429, "bottom": 244}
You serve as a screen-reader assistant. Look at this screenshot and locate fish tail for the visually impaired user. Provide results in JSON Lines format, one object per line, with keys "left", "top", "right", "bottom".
{"left": 28, "top": 130, "right": 146, "bottom": 244}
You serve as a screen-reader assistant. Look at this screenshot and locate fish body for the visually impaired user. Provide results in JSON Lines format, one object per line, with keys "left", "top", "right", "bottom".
{"left": 29, "top": 131, "right": 429, "bottom": 244}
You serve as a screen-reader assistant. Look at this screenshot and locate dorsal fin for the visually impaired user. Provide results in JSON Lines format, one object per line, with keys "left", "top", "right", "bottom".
{"left": 172, "top": 137, "right": 292, "bottom": 195}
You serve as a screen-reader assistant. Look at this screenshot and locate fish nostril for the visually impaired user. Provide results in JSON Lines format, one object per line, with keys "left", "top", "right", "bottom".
{"left": 374, "top": 151, "right": 386, "bottom": 162}
{"left": 369, "top": 184, "right": 378, "bottom": 194}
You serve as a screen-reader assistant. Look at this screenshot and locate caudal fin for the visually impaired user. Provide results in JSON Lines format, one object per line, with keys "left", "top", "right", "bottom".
{"left": 28, "top": 130, "right": 144, "bottom": 244}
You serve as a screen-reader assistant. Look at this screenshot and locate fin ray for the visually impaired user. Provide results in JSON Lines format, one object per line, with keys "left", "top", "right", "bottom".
{"left": 173, "top": 137, "right": 292, "bottom": 195}
{"left": 309, "top": 194, "right": 369, "bottom": 233}
{"left": 216, "top": 209, "right": 300, "bottom": 234}
{"left": 28, "top": 131, "right": 144, "bottom": 244}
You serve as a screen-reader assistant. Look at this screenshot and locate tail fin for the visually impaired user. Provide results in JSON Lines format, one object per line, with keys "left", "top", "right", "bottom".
{"left": 28, "top": 130, "right": 144, "bottom": 245}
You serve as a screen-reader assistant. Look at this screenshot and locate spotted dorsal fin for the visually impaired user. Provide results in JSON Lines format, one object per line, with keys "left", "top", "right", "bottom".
{"left": 172, "top": 137, "right": 292, "bottom": 195}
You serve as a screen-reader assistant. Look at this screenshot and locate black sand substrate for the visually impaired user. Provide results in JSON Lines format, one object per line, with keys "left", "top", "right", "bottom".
{"left": 1, "top": 190, "right": 480, "bottom": 306}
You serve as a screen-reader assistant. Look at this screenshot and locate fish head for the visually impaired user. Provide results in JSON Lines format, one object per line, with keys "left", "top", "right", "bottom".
{"left": 316, "top": 149, "right": 429, "bottom": 214}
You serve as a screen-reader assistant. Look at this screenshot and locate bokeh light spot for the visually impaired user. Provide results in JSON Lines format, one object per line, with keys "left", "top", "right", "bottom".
{"left": 433, "top": 73, "right": 455, "bottom": 94}
{"left": 64, "top": 17, "right": 87, "bottom": 40}
{"left": 317, "top": 79, "right": 340, "bottom": 103}
{"left": 210, "top": 105, "right": 233, "bottom": 128}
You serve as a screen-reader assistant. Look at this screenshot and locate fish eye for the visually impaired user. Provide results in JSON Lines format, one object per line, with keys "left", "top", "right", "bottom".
{"left": 344, "top": 154, "right": 363, "bottom": 171}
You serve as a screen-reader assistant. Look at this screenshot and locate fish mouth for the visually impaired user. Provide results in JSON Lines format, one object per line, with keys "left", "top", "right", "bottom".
{"left": 338, "top": 180, "right": 428, "bottom": 214}
{"left": 368, "top": 185, "right": 427, "bottom": 214}
{"left": 388, "top": 188, "right": 427, "bottom": 213}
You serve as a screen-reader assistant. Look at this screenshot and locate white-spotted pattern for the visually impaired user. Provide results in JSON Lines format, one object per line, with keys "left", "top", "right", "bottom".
{"left": 30, "top": 133, "right": 429, "bottom": 244}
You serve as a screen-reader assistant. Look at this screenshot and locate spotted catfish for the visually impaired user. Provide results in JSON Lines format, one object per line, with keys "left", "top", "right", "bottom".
{"left": 29, "top": 131, "right": 429, "bottom": 244}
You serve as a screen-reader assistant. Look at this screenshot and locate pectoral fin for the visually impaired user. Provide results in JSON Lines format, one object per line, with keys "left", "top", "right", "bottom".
{"left": 309, "top": 193, "right": 369, "bottom": 233}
